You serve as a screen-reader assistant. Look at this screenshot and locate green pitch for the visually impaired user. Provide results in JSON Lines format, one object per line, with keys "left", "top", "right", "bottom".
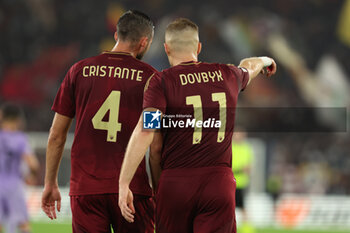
{"left": 31, "top": 222, "right": 72, "bottom": 233}
{"left": 31, "top": 222, "right": 350, "bottom": 233}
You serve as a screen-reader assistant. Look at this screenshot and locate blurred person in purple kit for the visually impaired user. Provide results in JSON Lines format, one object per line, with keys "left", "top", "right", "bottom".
{"left": 0, "top": 103, "right": 39, "bottom": 233}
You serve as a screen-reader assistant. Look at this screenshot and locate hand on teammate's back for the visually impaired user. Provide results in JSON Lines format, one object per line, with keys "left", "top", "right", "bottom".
{"left": 41, "top": 185, "right": 61, "bottom": 220}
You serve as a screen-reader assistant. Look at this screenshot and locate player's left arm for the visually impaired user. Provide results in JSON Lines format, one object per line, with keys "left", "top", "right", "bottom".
{"left": 119, "top": 108, "right": 160, "bottom": 223}
{"left": 42, "top": 113, "right": 72, "bottom": 220}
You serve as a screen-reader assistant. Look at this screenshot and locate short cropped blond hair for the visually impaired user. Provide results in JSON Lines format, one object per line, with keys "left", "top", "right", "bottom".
{"left": 165, "top": 18, "right": 199, "bottom": 53}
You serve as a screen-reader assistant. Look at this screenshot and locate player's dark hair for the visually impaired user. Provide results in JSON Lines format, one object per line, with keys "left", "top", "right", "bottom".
{"left": 117, "top": 10, "right": 154, "bottom": 44}
{"left": 166, "top": 18, "right": 198, "bottom": 33}
{"left": 1, "top": 103, "right": 23, "bottom": 121}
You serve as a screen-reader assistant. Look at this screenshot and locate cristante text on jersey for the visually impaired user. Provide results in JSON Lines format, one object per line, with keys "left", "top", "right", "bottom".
{"left": 82, "top": 65, "right": 143, "bottom": 81}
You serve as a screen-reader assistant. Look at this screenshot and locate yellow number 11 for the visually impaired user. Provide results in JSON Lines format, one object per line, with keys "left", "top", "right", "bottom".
{"left": 186, "top": 92, "right": 227, "bottom": 144}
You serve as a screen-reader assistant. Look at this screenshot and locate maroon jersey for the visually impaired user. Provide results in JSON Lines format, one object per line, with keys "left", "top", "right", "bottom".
{"left": 143, "top": 61, "right": 249, "bottom": 170}
{"left": 53, "top": 52, "right": 157, "bottom": 196}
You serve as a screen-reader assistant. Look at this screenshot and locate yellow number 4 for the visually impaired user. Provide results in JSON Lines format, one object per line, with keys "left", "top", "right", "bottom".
{"left": 92, "top": 91, "right": 122, "bottom": 142}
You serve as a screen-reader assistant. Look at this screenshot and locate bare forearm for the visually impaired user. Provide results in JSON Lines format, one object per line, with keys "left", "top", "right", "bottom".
{"left": 239, "top": 57, "right": 265, "bottom": 83}
{"left": 44, "top": 133, "right": 66, "bottom": 186}
{"left": 119, "top": 121, "right": 155, "bottom": 188}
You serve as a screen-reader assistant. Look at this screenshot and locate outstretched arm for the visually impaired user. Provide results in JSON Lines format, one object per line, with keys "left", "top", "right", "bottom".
{"left": 119, "top": 111, "right": 158, "bottom": 222}
{"left": 42, "top": 113, "right": 72, "bottom": 219}
{"left": 239, "top": 56, "right": 277, "bottom": 84}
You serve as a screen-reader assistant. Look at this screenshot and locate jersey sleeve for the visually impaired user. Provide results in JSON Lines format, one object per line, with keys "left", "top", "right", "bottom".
{"left": 52, "top": 64, "right": 76, "bottom": 118}
{"left": 227, "top": 65, "right": 250, "bottom": 91}
{"left": 143, "top": 72, "right": 167, "bottom": 113}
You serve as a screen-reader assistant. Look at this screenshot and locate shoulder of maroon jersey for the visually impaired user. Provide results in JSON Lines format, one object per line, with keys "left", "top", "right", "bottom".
{"left": 161, "top": 66, "right": 181, "bottom": 80}
{"left": 201, "top": 61, "right": 231, "bottom": 68}
{"left": 160, "top": 66, "right": 172, "bottom": 74}
{"left": 69, "top": 54, "right": 104, "bottom": 73}
{"left": 161, "top": 61, "right": 201, "bottom": 73}
{"left": 160, "top": 64, "right": 193, "bottom": 77}
{"left": 131, "top": 58, "right": 159, "bottom": 74}
{"left": 204, "top": 62, "right": 238, "bottom": 73}
{"left": 164, "top": 61, "right": 224, "bottom": 72}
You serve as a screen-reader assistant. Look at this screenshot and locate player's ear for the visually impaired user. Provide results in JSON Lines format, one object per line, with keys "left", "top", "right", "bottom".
{"left": 197, "top": 42, "right": 202, "bottom": 55}
{"left": 164, "top": 43, "right": 170, "bottom": 55}
{"left": 114, "top": 32, "right": 118, "bottom": 42}
{"left": 139, "top": 37, "right": 148, "bottom": 51}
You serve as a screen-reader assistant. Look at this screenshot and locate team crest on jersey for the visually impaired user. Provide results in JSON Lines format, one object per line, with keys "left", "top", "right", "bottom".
{"left": 143, "top": 110, "right": 161, "bottom": 129}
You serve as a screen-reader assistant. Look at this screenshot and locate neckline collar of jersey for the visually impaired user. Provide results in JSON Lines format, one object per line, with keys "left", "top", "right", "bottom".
{"left": 179, "top": 61, "right": 201, "bottom": 66}
{"left": 102, "top": 51, "right": 133, "bottom": 56}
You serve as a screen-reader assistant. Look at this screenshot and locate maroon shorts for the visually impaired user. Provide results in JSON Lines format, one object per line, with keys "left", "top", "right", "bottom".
{"left": 70, "top": 194, "right": 154, "bottom": 233}
{"left": 156, "top": 166, "right": 236, "bottom": 233}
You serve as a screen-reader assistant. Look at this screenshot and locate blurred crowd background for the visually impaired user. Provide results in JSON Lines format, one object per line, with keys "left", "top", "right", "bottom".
{"left": 1, "top": 0, "right": 349, "bottom": 196}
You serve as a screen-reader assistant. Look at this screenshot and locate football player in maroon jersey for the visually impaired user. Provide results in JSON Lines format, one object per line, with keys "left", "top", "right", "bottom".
{"left": 119, "top": 18, "right": 276, "bottom": 233}
{"left": 42, "top": 10, "right": 158, "bottom": 233}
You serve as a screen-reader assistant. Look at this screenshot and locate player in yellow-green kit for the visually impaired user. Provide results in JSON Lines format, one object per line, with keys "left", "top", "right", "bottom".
{"left": 232, "top": 130, "right": 255, "bottom": 233}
